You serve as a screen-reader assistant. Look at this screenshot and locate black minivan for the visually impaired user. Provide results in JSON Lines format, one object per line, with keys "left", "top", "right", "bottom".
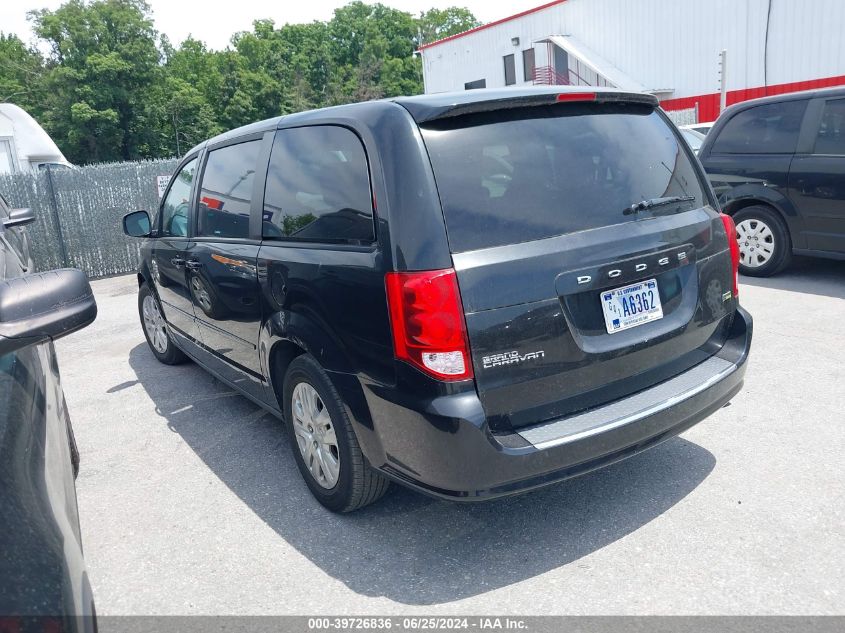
{"left": 124, "top": 87, "right": 752, "bottom": 512}
{"left": 699, "top": 86, "right": 845, "bottom": 276}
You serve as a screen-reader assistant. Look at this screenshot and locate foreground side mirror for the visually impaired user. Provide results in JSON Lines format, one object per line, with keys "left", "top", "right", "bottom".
{"left": 123, "top": 210, "right": 151, "bottom": 237}
{"left": 0, "top": 269, "right": 97, "bottom": 356}
{"left": 3, "top": 208, "right": 35, "bottom": 229}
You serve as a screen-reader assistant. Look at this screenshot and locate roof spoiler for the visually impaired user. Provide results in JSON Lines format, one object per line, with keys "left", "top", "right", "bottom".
{"left": 406, "top": 91, "right": 659, "bottom": 123}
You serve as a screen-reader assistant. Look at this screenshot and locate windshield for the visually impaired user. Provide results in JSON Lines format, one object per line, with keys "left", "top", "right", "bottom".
{"left": 421, "top": 104, "right": 707, "bottom": 252}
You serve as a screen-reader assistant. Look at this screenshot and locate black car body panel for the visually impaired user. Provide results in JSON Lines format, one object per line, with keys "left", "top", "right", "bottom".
{"left": 365, "top": 306, "right": 750, "bottom": 499}
{"left": 0, "top": 194, "right": 97, "bottom": 626}
{"left": 699, "top": 86, "right": 845, "bottom": 259}
{"left": 132, "top": 87, "right": 752, "bottom": 501}
{"left": 449, "top": 210, "right": 733, "bottom": 431}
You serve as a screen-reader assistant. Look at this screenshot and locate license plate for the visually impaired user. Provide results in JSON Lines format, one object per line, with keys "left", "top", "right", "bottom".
{"left": 601, "top": 278, "right": 663, "bottom": 334}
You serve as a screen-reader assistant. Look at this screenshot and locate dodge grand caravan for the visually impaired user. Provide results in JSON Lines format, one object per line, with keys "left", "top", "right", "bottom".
{"left": 123, "top": 87, "right": 752, "bottom": 512}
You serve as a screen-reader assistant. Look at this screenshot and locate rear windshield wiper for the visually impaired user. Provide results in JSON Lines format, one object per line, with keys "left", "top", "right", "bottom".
{"left": 624, "top": 195, "right": 696, "bottom": 215}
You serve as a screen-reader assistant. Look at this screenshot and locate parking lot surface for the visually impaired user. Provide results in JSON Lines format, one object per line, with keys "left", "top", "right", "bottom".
{"left": 56, "top": 258, "right": 844, "bottom": 615}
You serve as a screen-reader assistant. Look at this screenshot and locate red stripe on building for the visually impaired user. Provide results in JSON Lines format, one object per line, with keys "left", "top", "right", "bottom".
{"left": 660, "top": 74, "right": 845, "bottom": 122}
{"left": 417, "top": 0, "right": 569, "bottom": 51}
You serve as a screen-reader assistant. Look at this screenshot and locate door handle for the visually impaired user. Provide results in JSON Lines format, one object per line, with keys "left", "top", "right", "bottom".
{"left": 185, "top": 260, "right": 202, "bottom": 270}
{"left": 170, "top": 257, "right": 185, "bottom": 267}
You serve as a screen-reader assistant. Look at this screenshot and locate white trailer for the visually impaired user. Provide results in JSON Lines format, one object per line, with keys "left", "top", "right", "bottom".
{"left": 0, "top": 103, "right": 72, "bottom": 175}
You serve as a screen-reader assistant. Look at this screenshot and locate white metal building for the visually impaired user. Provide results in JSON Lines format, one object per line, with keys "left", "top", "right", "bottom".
{"left": 418, "top": 0, "right": 845, "bottom": 123}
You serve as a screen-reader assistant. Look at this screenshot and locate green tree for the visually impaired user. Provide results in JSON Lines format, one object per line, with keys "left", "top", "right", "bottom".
{"left": 13, "top": 1, "right": 479, "bottom": 163}
{"left": 148, "top": 36, "right": 223, "bottom": 156}
{"left": 30, "top": 0, "right": 161, "bottom": 163}
{"left": 327, "top": 2, "right": 421, "bottom": 102}
{"left": 416, "top": 7, "right": 480, "bottom": 47}
{"left": 0, "top": 34, "right": 45, "bottom": 115}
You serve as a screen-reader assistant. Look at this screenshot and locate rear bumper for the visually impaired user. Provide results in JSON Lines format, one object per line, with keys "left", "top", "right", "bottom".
{"left": 360, "top": 306, "right": 752, "bottom": 501}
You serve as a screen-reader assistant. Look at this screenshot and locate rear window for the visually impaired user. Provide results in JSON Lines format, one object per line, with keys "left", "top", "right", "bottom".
{"left": 421, "top": 104, "right": 707, "bottom": 252}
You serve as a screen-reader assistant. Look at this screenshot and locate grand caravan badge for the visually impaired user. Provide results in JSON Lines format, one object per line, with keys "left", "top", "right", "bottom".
{"left": 482, "top": 350, "right": 545, "bottom": 369}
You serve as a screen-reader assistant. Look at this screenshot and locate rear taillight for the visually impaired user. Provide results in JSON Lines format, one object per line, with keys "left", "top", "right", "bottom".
{"left": 720, "top": 213, "right": 740, "bottom": 297}
{"left": 385, "top": 268, "right": 473, "bottom": 381}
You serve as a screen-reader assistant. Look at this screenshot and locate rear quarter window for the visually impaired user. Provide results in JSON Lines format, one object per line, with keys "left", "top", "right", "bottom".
{"left": 421, "top": 104, "right": 707, "bottom": 252}
{"left": 262, "top": 126, "right": 375, "bottom": 244}
{"left": 711, "top": 100, "right": 808, "bottom": 154}
{"left": 814, "top": 98, "right": 845, "bottom": 155}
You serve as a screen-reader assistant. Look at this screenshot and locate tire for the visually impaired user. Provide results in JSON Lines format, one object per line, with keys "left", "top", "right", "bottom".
{"left": 283, "top": 355, "right": 390, "bottom": 512}
{"left": 732, "top": 205, "right": 792, "bottom": 277}
{"left": 138, "top": 282, "right": 188, "bottom": 365}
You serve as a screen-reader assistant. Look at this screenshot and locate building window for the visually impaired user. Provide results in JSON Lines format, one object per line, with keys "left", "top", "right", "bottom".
{"left": 503, "top": 54, "right": 516, "bottom": 86}
{"left": 464, "top": 79, "right": 486, "bottom": 90}
{"left": 522, "top": 48, "right": 535, "bottom": 82}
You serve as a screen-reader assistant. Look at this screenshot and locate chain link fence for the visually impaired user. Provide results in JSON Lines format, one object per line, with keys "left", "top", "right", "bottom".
{"left": 0, "top": 159, "right": 177, "bottom": 279}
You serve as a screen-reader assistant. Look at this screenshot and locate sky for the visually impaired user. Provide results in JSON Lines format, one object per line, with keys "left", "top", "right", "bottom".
{"left": 1, "top": 0, "right": 543, "bottom": 51}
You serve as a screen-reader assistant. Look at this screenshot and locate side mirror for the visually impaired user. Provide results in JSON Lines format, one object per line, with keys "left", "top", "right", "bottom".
{"left": 0, "top": 269, "right": 97, "bottom": 356}
{"left": 3, "top": 208, "right": 35, "bottom": 229}
{"left": 123, "top": 210, "right": 151, "bottom": 237}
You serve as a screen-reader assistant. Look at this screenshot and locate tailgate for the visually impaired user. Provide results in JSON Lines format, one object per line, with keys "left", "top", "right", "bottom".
{"left": 419, "top": 98, "right": 737, "bottom": 430}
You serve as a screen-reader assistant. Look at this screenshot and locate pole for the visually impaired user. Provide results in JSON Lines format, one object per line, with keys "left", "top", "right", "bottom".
{"left": 719, "top": 49, "right": 728, "bottom": 114}
{"left": 44, "top": 164, "right": 70, "bottom": 268}
{"left": 172, "top": 109, "right": 181, "bottom": 156}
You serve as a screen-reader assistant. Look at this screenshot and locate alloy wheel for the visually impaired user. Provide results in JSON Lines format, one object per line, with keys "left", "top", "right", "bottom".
{"left": 291, "top": 382, "right": 340, "bottom": 489}
{"left": 142, "top": 294, "right": 168, "bottom": 354}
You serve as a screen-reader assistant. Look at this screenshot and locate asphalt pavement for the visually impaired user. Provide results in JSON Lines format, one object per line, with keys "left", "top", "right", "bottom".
{"left": 55, "top": 257, "right": 844, "bottom": 615}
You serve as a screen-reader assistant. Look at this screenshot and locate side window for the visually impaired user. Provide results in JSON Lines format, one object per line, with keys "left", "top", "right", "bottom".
{"left": 711, "top": 100, "right": 807, "bottom": 154}
{"left": 160, "top": 158, "right": 197, "bottom": 238}
{"left": 813, "top": 99, "right": 845, "bottom": 155}
{"left": 197, "top": 140, "right": 261, "bottom": 240}
{"left": 263, "top": 126, "right": 375, "bottom": 244}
